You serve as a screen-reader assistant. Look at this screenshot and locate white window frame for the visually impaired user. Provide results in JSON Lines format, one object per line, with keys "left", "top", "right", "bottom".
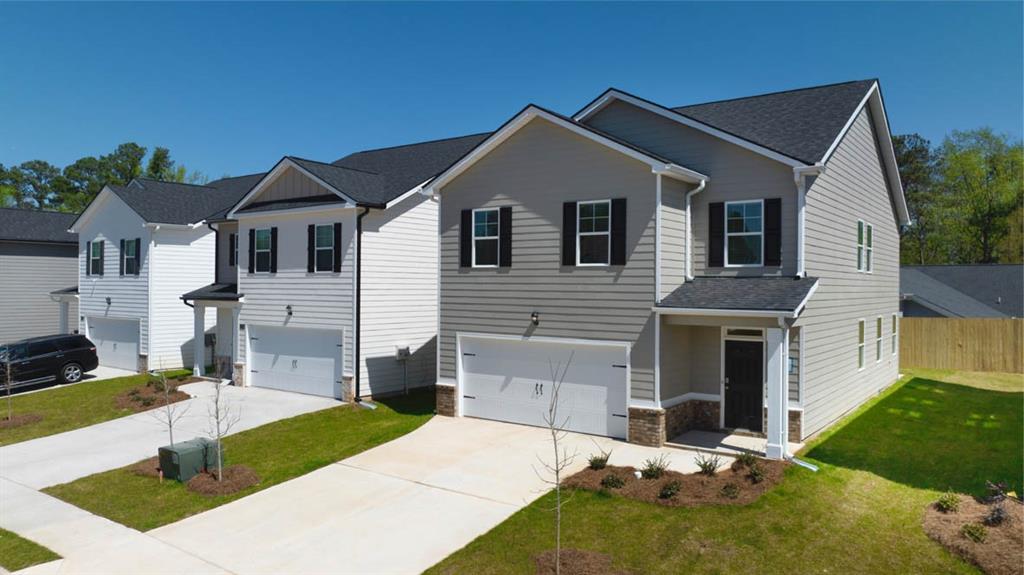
{"left": 857, "top": 220, "right": 873, "bottom": 273}
{"left": 254, "top": 228, "right": 272, "bottom": 273}
{"left": 471, "top": 208, "right": 500, "bottom": 268}
{"left": 89, "top": 240, "right": 102, "bottom": 275}
{"left": 576, "top": 199, "right": 611, "bottom": 267}
{"left": 875, "top": 316, "right": 883, "bottom": 363}
{"left": 123, "top": 240, "right": 137, "bottom": 275}
{"left": 313, "top": 224, "right": 335, "bottom": 273}
{"left": 724, "top": 199, "right": 764, "bottom": 267}
{"left": 857, "top": 319, "right": 865, "bottom": 370}
{"left": 891, "top": 314, "right": 898, "bottom": 356}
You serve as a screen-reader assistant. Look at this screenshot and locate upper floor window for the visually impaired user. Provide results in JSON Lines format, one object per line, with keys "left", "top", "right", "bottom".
{"left": 577, "top": 200, "right": 611, "bottom": 266}
{"left": 254, "top": 228, "right": 272, "bottom": 273}
{"left": 122, "top": 239, "right": 138, "bottom": 276}
{"left": 472, "top": 208, "right": 499, "bottom": 267}
{"left": 314, "top": 224, "right": 335, "bottom": 272}
{"left": 857, "top": 220, "right": 873, "bottom": 272}
{"left": 857, "top": 319, "right": 865, "bottom": 370}
{"left": 89, "top": 241, "right": 103, "bottom": 275}
{"left": 725, "top": 200, "right": 763, "bottom": 266}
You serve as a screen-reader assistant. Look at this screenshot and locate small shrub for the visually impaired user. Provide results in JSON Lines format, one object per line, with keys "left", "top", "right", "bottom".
{"left": 984, "top": 480, "right": 1009, "bottom": 504}
{"left": 983, "top": 503, "right": 1009, "bottom": 526}
{"left": 659, "top": 480, "right": 681, "bottom": 500}
{"left": 935, "top": 490, "right": 961, "bottom": 513}
{"left": 960, "top": 522, "right": 987, "bottom": 543}
{"left": 748, "top": 463, "right": 765, "bottom": 484}
{"left": 600, "top": 473, "right": 625, "bottom": 489}
{"left": 640, "top": 454, "right": 670, "bottom": 480}
{"left": 720, "top": 483, "right": 740, "bottom": 499}
{"left": 128, "top": 389, "right": 141, "bottom": 399}
{"left": 139, "top": 396, "right": 156, "bottom": 407}
{"left": 695, "top": 451, "right": 722, "bottom": 476}
{"left": 735, "top": 452, "right": 757, "bottom": 468}
{"left": 588, "top": 448, "right": 611, "bottom": 470}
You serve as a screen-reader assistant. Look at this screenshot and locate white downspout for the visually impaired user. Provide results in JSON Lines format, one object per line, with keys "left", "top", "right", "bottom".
{"left": 684, "top": 179, "right": 707, "bottom": 281}
{"left": 793, "top": 164, "right": 824, "bottom": 279}
{"left": 654, "top": 173, "right": 662, "bottom": 302}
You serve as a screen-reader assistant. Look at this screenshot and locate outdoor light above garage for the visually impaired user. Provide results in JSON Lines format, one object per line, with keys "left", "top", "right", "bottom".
{"left": 531, "top": 311, "right": 539, "bottom": 326}
{"left": 286, "top": 305, "right": 293, "bottom": 317}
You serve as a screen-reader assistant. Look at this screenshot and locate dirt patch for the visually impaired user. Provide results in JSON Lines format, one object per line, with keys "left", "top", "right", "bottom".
{"left": 115, "top": 377, "right": 199, "bottom": 413}
{"left": 130, "top": 456, "right": 162, "bottom": 478}
{"left": 0, "top": 413, "right": 43, "bottom": 429}
{"left": 923, "top": 496, "right": 1022, "bottom": 575}
{"left": 186, "top": 465, "right": 259, "bottom": 496}
{"left": 564, "top": 458, "right": 787, "bottom": 507}
{"left": 534, "top": 549, "right": 631, "bottom": 575}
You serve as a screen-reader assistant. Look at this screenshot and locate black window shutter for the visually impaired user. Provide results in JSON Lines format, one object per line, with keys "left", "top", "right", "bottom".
{"left": 119, "top": 239, "right": 125, "bottom": 276}
{"left": 562, "top": 202, "right": 577, "bottom": 266}
{"left": 98, "top": 240, "right": 104, "bottom": 276}
{"left": 459, "top": 209, "right": 472, "bottom": 268}
{"left": 708, "top": 202, "right": 724, "bottom": 268}
{"left": 307, "top": 224, "right": 315, "bottom": 273}
{"left": 611, "top": 198, "right": 627, "bottom": 265}
{"left": 228, "top": 234, "right": 236, "bottom": 267}
{"left": 764, "top": 198, "right": 782, "bottom": 267}
{"left": 248, "top": 229, "right": 255, "bottom": 273}
{"left": 85, "top": 241, "right": 91, "bottom": 276}
{"left": 333, "top": 222, "right": 342, "bottom": 272}
{"left": 270, "top": 227, "right": 278, "bottom": 273}
{"left": 499, "top": 207, "right": 512, "bottom": 268}
{"left": 134, "top": 238, "right": 141, "bottom": 275}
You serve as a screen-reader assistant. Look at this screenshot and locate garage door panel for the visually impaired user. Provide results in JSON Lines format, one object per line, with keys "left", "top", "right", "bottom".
{"left": 249, "top": 326, "right": 341, "bottom": 398}
{"left": 88, "top": 317, "right": 139, "bottom": 371}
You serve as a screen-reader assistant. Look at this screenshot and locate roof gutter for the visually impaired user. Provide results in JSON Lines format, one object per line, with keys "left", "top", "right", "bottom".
{"left": 684, "top": 179, "right": 707, "bottom": 280}
{"left": 793, "top": 163, "right": 825, "bottom": 278}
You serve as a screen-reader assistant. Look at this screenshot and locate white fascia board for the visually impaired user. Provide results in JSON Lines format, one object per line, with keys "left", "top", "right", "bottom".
{"left": 143, "top": 222, "right": 196, "bottom": 231}
{"left": 573, "top": 89, "right": 806, "bottom": 169}
{"left": 426, "top": 106, "right": 708, "bottom": 194}
{"left": 386, "top": 179, "right": 430, "bottom": 209}
{"left": 226, "top": 158, "right": 357, "bottom": 219}
{"left": 791, "top": 280, "right": 820, "bottom": 317}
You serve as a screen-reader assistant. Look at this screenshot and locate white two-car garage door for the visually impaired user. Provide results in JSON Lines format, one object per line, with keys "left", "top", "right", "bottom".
{"left": 460, "top": 336, "right": 628, "bottom": 438}
{"left": 248, "top": 326, "right": 343, "bottom": 398}
{"left": 87, "top": 317, "right": 140, "bottom": 371}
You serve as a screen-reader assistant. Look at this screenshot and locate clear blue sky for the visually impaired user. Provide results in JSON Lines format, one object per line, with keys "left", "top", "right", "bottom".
{"left": 2, "top": 2, "right": 1021, "bottom": 179}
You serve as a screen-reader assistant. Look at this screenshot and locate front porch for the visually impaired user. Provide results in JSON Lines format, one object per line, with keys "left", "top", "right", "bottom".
{"left": 181, "top": 283, "right": 242, "bottom": 380}
{"left": 668, "top": 429, "right": 804, "bottom": 458}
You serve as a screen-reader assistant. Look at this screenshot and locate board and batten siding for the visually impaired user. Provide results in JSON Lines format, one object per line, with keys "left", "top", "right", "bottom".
{"left": 359, "top": 192, "right": 438, "bottom": 396}
{"left": 585, "top": 100, "right": 798, "bottom": 277}
{"left": 236, "top": 207, "right": 356, "bottom": 377}
{"left": 149, "top": 227, "right": 216, "bottom": 370}
{"left": 0, "top": 242, "right": 78, "bottom": 342}
{"left": 77, "top": 193, "right": 151, "bottom": 359}
{"left": 799, "top": 106, "right": 900, "bottom": 437}
{"left": 250, "top": 167, "right": 332, "bottom": 203}
{"left": 438, "top": 117, "right": 659, "bottom": 402}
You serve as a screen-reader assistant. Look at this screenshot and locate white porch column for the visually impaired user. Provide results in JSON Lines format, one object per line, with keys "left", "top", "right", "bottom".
{"left": 193, "top": 303, "right": 205, "bottom": 376}
{"left": 765, "top": 325, "right": 790, "bottom": 460}
{"left": 231, "top": 306, "right": 241, "bottom": 365}
{"left": 59, "top": 301, "right": 69, "bottom": 334}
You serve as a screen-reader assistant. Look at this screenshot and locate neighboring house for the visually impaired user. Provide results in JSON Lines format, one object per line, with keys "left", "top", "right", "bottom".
{"left": 183, "top": 135, "right": 486, "bottom": 400}
{"left": 900, "top": 264, "right": 1023, "bottom": 318}
{"left": 425, "top": 79, "right": 908, "bottom": 459}
{"left": 0, "top": 208, "right": 79, "bottom": 342}
{"left": 69, "top": 177, "right": 256, "bottom": 371}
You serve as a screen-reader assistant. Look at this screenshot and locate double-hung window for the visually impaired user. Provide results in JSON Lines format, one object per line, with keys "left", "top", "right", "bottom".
{"left": 472, "top": 208, "right": 499, "bottom": 267}
{"left": 725, "top": 200, "right": 763, "bottom": 266}
{"left": 857, "top": 319, "right": 865, "bottom": 370}
{"left": 123, "top": 240, "right": 138, "bottom": 275}
{"left": 89, "top": 241, "right": 103, "bottom": 275}
{"left": 314, "top": 224, "right": 335, "bottom": 272}
{"left": 254, "top": 228, "right": 272, "bottom": 273}
{"left": 891, "top": 314, "right": 898, "bottom": 355}
{"left": 857, "top": 220, "right": 873, "bottom": 272}
{"left": 577, "top": 200, "right": 611, "bottom": 265}
{"left": 875, "top": 316, "right": 883, "bottom": 362}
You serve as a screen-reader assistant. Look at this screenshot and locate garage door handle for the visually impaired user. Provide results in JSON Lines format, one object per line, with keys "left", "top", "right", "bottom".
{"left": 612, "top": 413, "right": 627, "bottom": 418}
{"left": 612, "top": 364, "right": 627, "bottom": 368}
{"left": 463, "top": 395, "right": 476, "bottom": 400}
{"left": 462, "top": 353, "right": 476, "bottom": 357}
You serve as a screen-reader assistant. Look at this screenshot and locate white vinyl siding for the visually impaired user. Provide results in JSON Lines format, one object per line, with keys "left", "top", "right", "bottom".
{"left": 0, "top": 242, "right": 79, "bottom": 342}
{"left": 149, "top": 227, "right": 216, "bottom": 370}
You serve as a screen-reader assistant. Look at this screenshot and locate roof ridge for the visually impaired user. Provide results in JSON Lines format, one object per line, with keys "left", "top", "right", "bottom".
{"left": 672, "top": 78, "right": 877, "bottom": 110}
{"left": 338, "top": 131, "right": 492, "bottom": 158}
{"left": 133, "top": 177, "right": 217, "bottom": 190}
{"left": 288, "top": 155, "right": 380, "bottom": 176}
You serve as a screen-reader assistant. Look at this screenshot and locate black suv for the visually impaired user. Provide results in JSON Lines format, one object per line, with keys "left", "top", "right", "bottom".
{"left": 0, "top": 334, "right": 99, "bottom": 389}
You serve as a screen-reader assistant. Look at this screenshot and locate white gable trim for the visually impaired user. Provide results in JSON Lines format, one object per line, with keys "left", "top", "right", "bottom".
{"left": 227, "top": 158, "right": 356, "bottom": 218}
{"left": 424, "top": 106, "right": 708, "bottom": 195}
{"left": 573, "top": 89, "right": 807, "bottom": 168}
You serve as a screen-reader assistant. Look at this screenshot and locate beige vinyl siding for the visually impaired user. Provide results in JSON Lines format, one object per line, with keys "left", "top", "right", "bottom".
{"left": 438, "top": 117, "right": 659, "bottom": 402}
{"left": 251, "top": 166, "right": 334, "bottom": 203}
{"left": 215, "top": 222, "right": 238, "bottom": 284}
{"left": 659, "top": 324, "right": 721, "bottom": 400}
{"left": 799, "top": 106, "right": 900, "bottom": 437}
{"left": 359, "top": 192, "right": 437, "bottom": 396}
{"left": 659, "top": 177, "right": 688, "bottom": 298}
{"left": 0, "top": 242, "right": 78, "bottom": 342}
{"left": 149, "top": 227, "right": 216, "bottom": 370}
{"left": 585, "top": 100, "right": 797, "bottom": 276}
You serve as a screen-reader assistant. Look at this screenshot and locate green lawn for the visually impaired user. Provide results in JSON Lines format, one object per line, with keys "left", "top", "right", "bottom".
{"left": 428, "top": 369, "right": 1023, "bottom": 574}
{"left": 0, "top": 528, "right": 60, "bottom": 572}
{"left": 44, "top": 390, "right": 434, "bottom": 531}
{"left": 0, "top": 369, "right": 191, "bottom": 447}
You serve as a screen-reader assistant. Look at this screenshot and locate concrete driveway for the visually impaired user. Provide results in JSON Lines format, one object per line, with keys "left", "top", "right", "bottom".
{"left": 150, "top": 416, "right": 710, "bottom": 575}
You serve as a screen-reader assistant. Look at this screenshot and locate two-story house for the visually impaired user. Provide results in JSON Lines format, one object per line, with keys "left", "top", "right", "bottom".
{"left": 425, "top": 80, "right": 908, "bottom": 459}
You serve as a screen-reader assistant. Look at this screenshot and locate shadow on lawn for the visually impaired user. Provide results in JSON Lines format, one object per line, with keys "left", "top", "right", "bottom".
{"left": 373, "top": 387, "right": 435, "bottom": 416}
{"left": 806, "top": 377, "right": 1023, "bottom": 497}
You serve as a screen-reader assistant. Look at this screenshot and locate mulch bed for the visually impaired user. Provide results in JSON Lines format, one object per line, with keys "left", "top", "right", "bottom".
{"left": 0, "top": 413, "right": 43, "bottom": 429}
{"left": 115, "top": 377, "right": 200, "bottom": 413}
{"left": 186, "top": 465, "right": 260, "bottom": 496}
{"left": 923, "top": 496, "right": 1022, "bottom": 575}
{"left": 130, "top": 456, "right": 162, "bottom": 478}
{"left": 534, "top": 549, "right": 632, "bottom": 575}
{"left": 564, "top": 457, "right": 787, "bottom": 507}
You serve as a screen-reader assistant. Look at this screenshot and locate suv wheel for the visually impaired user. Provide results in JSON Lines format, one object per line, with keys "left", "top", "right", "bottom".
{"left": 60, "top": 363, "right": 83, "bottom": 384}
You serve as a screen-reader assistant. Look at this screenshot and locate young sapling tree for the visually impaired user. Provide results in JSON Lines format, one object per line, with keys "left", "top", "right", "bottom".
{"left": 206, "top": 379, "right": 240, "bottom": 481}
{"left": 149, "top": 366, "right": 190, "bottom": 447}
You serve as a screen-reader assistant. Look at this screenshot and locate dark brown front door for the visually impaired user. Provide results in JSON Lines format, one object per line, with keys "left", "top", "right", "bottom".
{"left": 724, "top": 340, "right": 763, "bottom": 432}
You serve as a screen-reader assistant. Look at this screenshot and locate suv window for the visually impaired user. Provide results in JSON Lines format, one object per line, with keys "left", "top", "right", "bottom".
{"left": 27, "top": 340, "right": 59, "bottom": 357}
{"left": 63, "top": 336, "right": 90, "bottom": 349}
{"left": 1, "top": 344, "right": 28, "bottom": 362}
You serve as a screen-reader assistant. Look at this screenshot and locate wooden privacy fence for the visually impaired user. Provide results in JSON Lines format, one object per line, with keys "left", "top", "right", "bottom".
{"left": 900, "top": 318, "right": 1023, "bottom": 373}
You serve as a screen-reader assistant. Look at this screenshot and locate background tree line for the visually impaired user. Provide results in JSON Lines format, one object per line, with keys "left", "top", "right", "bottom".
{"left": 894, "top": 128, "right": 1022, "bottom": 265}
{"left": 0, "top": 143, "right": 207, "bottom": 214}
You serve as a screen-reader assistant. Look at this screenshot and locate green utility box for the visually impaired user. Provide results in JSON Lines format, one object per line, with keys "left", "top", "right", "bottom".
{"left": 158, "top": 438, "right": 223, "bottom": 482}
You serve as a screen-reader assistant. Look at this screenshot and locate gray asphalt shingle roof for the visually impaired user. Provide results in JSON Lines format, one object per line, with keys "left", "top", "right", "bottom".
{"left": 657, "top": 276, "right": 819, "bottom": 312}
{"left": 181, "top": 283, "right": 242, "bottom": 301}
{"left": 107, "top": 178, "right": 249, "bottom": 225}
{"left": 0, "top": 208, "right": 78, "bottom": 244}
{"left": 901, "top": 265, "right": 1023, "bottom": 318}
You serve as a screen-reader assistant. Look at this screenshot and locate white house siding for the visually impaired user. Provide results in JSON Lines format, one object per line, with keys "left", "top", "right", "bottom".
{"left": 237, "top": 208, "right": 356, "bottom": 377}
{"left": 585, "top": 100, "right": 797, "bottom": 277}
{"left": 799, "top": 107, "right": 900, "bottom": 437}
{"left": 438, "top": 117, "right": 659, "bottom": 403}
{"left": 0, "top": 242, "right": 78, "bottom": 342}
{"left": 359, "top": 192, "right": 438, "bottom": 396}
{"left": 149, "top": 227, "right": 216, "bottom": 370}
{"left": 659, "top": 177, "right": 688, "bottom": 299}
{"left": 77, "top": 193, "right": 150, "bottom": 362}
